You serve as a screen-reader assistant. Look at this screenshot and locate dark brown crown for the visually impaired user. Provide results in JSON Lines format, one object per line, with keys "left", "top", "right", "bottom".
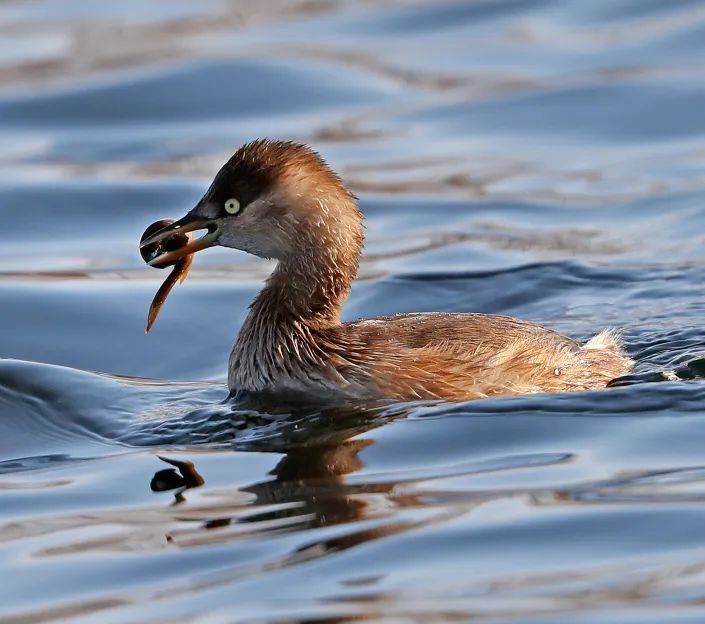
{"left": 203, "top": 139, "right": 353, "bottom": 209}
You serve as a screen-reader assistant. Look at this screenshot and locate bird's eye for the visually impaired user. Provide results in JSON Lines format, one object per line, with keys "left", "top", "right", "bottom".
{"left": 224, "top": 198, "right": 241, "bottom": 215}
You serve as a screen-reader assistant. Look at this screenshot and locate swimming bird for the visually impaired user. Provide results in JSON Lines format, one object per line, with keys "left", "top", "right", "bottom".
{"left": 140, "top": 139, "right": 633, "bottom": 402}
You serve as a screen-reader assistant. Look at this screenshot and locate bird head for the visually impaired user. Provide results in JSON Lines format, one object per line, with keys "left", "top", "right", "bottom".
{"left": 140, "top": 139, "right": 362, "bottom": 267}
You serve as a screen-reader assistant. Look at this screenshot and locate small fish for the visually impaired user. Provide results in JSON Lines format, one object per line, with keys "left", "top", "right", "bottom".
{"left": 140, "top": 219, "right": 194, "bottom": 332}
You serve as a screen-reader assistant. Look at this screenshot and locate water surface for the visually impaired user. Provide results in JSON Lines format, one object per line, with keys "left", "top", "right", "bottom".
{"left": 2, "top": 1, "right": 705, "bottom": 622}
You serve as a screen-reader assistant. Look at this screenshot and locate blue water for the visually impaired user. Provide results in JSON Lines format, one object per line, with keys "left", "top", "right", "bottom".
{"left": 2, "top": 1, "right": 705, "bottom": 622}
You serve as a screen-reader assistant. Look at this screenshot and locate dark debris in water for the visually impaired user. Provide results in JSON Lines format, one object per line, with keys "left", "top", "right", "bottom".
{"left": 608, "top": 357, "right": 705, "bottom": 387}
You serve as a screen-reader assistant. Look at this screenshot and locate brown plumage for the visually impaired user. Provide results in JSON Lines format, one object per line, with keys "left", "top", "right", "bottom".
{"left": 141, "top": 139, "right": 633, "bottom": 402}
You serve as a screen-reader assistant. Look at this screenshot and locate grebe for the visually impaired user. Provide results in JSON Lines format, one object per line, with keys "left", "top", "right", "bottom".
{"left": 140, "top": 139, "right": 633, "bottom": 402}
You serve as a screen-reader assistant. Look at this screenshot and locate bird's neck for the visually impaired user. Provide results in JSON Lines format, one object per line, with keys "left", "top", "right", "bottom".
{"left": 248, "top": 249, "right": 357, "bottom": 332}
{"left": 250, "top": 195, "right": 363, "bottom": 327}
{"left": 230, "top": 219, "right": 363, "bottom": 392}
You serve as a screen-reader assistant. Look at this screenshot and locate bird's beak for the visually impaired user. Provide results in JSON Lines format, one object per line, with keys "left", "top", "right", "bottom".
{"left": 140, "top": 214, "right": 218, "bottom": 266}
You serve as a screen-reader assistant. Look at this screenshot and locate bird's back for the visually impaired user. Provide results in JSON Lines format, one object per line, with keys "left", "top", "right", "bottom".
{"left": 341, "top": 313, "right": 633, "bottom": 401}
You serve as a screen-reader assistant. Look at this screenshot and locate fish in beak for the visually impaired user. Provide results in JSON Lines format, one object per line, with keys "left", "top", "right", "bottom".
{"left": 140, "top": 214, "right": 219, "bottom": 266}
{"left": 139, "top": 216, "right": 218, "bottom": 332}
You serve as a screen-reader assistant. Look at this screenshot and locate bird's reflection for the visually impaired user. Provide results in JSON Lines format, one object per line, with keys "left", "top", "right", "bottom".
{"left": 150, "top": 455, "right": 205, "bottom": 505}
{"left": 149, "top": 401, "right": 429, "bottom": 554}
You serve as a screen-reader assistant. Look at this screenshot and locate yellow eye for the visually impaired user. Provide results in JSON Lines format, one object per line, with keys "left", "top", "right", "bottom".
{"left": 224, "top": 198, "right": 241, "bottom": 215}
